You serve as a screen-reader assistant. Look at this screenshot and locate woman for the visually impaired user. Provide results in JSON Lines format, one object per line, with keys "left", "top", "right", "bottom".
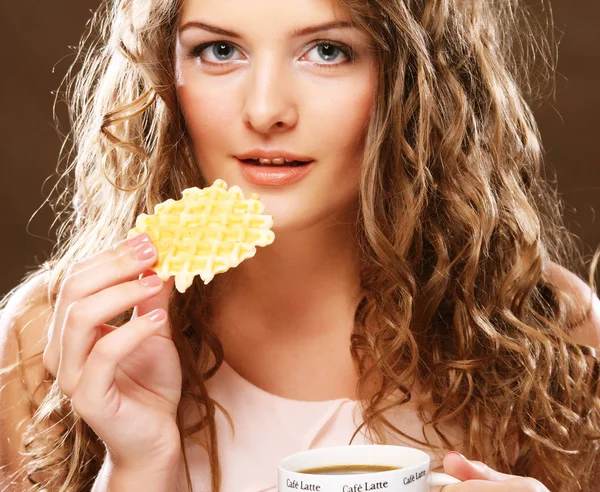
{"left": 1, "top": 0, "right": 599, "bottom": 490}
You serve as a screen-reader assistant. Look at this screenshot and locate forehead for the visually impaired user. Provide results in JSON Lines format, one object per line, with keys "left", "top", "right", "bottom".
{"left": 178, "top": 0, "right": 350, "bottom": 27}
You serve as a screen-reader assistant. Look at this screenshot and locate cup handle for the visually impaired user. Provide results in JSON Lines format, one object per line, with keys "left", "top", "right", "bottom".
{"left": 428, "top": 472, "right": 462, "bottom": 486}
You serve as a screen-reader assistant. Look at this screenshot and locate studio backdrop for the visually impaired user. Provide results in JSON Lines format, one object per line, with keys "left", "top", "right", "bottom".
{"left": 1, "top": 1, "right": 599, "bottom": 296}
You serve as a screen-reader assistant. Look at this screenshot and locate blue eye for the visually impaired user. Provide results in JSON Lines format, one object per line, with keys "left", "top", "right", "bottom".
{"left": 307, "top": 43, "right": 348, "bottom": 63}
{"left": 205, "top": 42, "right": 239, "bottom": 62}
{"left": 190, "top": 40, "right": 354, "bottom": 67}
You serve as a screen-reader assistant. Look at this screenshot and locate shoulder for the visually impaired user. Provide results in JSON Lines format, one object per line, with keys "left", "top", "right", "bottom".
{"left": 545, "top": 261, "right": 600, "bottom": 349}
{"left": 0, "top": 270, "right": 53, "bottom": 361}
{"left": 0, "top": 271, "right": 53, "bottom": 481}
{"left": 0, "top": 269, "right": 53, "bottom": 403}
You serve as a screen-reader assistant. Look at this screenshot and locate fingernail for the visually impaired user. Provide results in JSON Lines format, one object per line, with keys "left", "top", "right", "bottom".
{"left": 470, "top": 461, "right": 489, "bottom": 474}
{"left": 147, "top": 308, "right": 166, "bottom": 322}
{"left": 140, "top": 274, "right": 161, "bottom": 287}
{"left": 448, "top": 451, "right": 467, "bottom": 460}
{"left": 128, "top": 233, "right": 150, "bottom": 248}
{"left": 134, "top": 243, "right": 156, "bottom": 261}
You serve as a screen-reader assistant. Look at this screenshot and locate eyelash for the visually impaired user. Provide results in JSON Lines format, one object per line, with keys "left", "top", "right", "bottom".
{"left": 189, "top": 39, "right": 355, "bottom": 68}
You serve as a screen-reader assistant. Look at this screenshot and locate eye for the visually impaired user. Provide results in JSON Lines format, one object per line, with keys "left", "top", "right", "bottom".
{"left": 191, "top": 41, "right": 242, "bottom": 64}
{"left": 302, "top": 41, "right": 354, "bottom": 65}
{"left": 190, "top": 40, "right": 355, "bottom": 67}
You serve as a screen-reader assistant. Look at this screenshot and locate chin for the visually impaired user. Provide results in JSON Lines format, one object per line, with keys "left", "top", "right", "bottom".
{"left": 268, "top": 200, "right": 355, "bottom": 236}
{"left": 264, "top": 200, "right": 319, "bottom": 233}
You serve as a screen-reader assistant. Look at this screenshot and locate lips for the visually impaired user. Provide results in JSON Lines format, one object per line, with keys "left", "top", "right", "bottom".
{"left": 235, "top": 149, "right": 315, "bottom": 164}
{"left": 240, "top": 158, "right": 311, "bottom": 167}
{"left": 237, "top": 158, "right": 314, "bottom": 186}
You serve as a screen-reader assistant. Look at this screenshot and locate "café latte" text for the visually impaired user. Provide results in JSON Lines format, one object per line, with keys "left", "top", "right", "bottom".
{"left": 286, "top": 479, "right": 321, "bottom": 491}
{"left": 341, "top": 482, "right": 389, "bottom": 491}
{"left": 403, "top": 470, "right": 426, "bottom": 485}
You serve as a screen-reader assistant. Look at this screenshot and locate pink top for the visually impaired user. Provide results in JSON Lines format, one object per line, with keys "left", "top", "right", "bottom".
{"left": 178, "top": 362, "right": 454, "bottom": 492}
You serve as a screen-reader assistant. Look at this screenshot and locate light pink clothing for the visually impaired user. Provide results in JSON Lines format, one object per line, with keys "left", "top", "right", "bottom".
{"left": 179, "top": 362, "right": 447, "bottom": 492}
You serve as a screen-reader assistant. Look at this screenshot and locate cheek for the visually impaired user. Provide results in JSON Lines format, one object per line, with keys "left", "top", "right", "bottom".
{"left": 309, "top": 77, "right": 376, "bottom": 153}
{"left": 177, "top": 78, "right": 238, "bottom": 144}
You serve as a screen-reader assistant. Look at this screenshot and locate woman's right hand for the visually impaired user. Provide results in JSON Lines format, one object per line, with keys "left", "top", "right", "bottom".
{"left": 42, "top": 233, "right": 183, "bottom": 471}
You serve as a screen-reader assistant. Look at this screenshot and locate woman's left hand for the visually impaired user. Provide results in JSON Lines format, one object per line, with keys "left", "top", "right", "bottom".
{"left": 440, "top": 452, "right": 549, "bottom": 491}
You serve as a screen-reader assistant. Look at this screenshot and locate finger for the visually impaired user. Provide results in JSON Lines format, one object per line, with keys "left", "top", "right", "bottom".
{"left": 44, "top": 234, "right": 157, "bottom": 375}
{"left": 45, "top": 234, "right": 155, "bottom": 375}
{"left": 441, "top": 453, "right": 549, "bottom": 492}
{"left": 441, "top": 478, "right": 547, "bottom": 492}
{"left": 442, "top": 452, "right": 513, "bottom": 482}
{"left": 56, "top": 274, "right": 164, "bottom": 397}
{"left": 54, "top": 234, "right": 157, "bottom": 328}
{"left": 133, "top": 272, "right": 174, "bottom": 319}
{"left": 99, "top": 324, "right": 118, "bottom": 337}
{"left": 73, "top": 233, "right": 153, "bottom": 275}
{"left": 441, "top": 480, "right": 514, "bottom": 491}
{"left": 70, "top": 308, "right": 168, "bottom": 424}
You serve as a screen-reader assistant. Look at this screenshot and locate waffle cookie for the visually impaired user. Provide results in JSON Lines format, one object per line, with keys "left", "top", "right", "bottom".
{"left": 127, "top": 179, "right": 275, "bottom": 293}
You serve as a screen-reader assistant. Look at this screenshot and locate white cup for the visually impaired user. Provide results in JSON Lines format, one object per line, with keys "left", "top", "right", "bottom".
{"left": 278, "top": 445, "right": 461, "bottom": 492}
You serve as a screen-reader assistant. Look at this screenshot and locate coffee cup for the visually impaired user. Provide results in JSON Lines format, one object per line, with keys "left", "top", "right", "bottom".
{"left": 278, "top": 445, "right": 461, "bottom": 491}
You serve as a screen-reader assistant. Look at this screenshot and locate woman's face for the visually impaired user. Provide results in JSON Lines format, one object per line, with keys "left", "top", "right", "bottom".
{"left": 174, "top": 0, "right": 377, "bottom": 231}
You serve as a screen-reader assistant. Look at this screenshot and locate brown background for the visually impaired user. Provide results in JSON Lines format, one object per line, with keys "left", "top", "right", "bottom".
{"left": 1, "top": 1, "right": 599, "bottom": 297}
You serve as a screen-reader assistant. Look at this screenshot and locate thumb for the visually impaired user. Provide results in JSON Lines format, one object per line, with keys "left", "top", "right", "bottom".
{"left": 441, "top": 452, "right": 512, "bottom": 486}
{"left": 134, "top": 270, "right": 175, "bottom": 319}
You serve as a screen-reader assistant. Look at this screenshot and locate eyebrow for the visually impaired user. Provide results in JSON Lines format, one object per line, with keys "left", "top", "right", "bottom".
{"left": 178, "top": 20, "right": 355, "bottom": 38}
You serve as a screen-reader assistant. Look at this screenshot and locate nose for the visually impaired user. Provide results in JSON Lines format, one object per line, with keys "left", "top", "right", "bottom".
{"left": 241, "top": 56, "right": 298, "bottom": 134}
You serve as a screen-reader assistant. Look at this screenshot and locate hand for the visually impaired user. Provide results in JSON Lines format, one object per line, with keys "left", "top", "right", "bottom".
{"left": 441, "top": 452, "right": 549, "bottom": 491}
{"left": 42, "top": 234, "right": 183, "bottom": 471}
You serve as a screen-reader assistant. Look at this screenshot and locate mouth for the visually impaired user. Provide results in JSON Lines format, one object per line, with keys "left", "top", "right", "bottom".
{"left": 238, "top": 158, "right": 313, "bottom": 167}
{"left": 236, "top": 157, "right": 314, "bottom": 186}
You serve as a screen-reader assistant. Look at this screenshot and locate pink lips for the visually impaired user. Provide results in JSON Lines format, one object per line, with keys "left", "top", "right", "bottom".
{"left": 237, "top": 158, "right": 313, "bottom": 186}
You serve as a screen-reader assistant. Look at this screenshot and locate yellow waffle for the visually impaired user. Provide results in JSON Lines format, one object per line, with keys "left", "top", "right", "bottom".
{"left": 127, "top": 179, "right": 275, "bottom": 293}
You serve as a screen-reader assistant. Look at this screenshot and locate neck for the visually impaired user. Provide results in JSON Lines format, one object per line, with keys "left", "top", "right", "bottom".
{"left": 208, "top": 219, "right": 364, "bottom": 400}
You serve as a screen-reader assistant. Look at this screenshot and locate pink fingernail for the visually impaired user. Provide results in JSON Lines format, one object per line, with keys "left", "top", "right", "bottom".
{"left": 148, "top": 309, "right": 166, "bottom": 322}
{"left": 448, "top": 451, "right": 467, "bottom": 460}
{"left": 128, "top": 233, "right": 150, "bottom": 248}
{"left": 134, "top": 243, "right": 156, "bottom": 261}
{"left": 140, "top": 274, "right": 161, "bottom": 287}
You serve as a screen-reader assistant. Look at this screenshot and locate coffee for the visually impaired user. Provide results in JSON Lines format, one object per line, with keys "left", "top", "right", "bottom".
{"left": 280, "top": 445, "right": 462, "bottom": 490}
{"left": 299, "top": 465, "right": 400, "bottom": 475}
